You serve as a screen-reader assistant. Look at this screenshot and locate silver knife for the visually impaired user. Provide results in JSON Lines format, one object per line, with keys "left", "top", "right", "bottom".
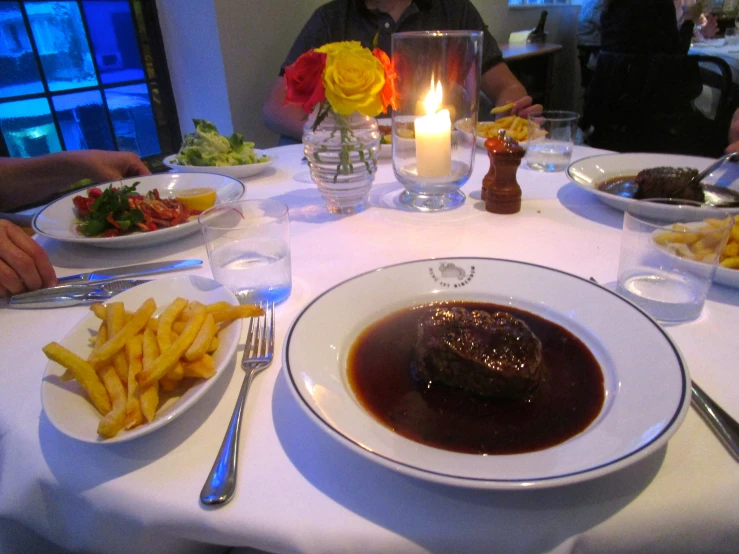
{"left": 8, "top": 279, "right": 149, "bottom": 309}
{"left": 57, "top": 259, "right": 202, "bottom": 284}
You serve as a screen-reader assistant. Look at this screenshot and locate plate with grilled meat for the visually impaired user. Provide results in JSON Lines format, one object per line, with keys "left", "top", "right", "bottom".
{"left": 566, "top": 153, "right": 739, "bottom": 214}
{"left": 284, "top": 258, "right": 690, "bottom": 490}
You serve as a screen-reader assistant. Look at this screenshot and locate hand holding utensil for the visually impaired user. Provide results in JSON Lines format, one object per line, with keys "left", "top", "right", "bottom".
{"left": 200, "top": 301, "right": 275, "bottom": 505}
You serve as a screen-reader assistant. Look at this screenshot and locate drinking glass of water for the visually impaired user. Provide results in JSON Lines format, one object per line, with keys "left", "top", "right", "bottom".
{"left": 525, "top": 111, "right": 579, "bottom": 172}
{"left": 199, "top": 199, "right": 292, "bottom": 305}
{"left": 616, "top": 199, "right": 732, "bottom": 323}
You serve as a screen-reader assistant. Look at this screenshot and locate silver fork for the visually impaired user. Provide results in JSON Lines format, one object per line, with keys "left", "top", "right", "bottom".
{"left": 200, "top": 301, "right": 275, "bottom": 505}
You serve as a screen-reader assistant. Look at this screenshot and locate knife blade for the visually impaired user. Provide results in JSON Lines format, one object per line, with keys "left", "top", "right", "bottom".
{"left": 8, "top": 279, "right": 149, "bottom": 309}
{"left": 57, "top": 259, "right": 202, "bottom": 284}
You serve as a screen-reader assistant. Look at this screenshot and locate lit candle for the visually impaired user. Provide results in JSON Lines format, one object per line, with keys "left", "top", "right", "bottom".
{"left": 414, "top": 80, "right": 451, "bottom": 178}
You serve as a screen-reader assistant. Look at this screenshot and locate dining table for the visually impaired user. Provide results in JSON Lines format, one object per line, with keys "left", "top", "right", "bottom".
{"left": 0, "top": 143, "right": 737, "bottom": 554}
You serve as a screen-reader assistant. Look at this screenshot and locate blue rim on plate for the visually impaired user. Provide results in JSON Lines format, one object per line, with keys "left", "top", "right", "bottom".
{"left": 284, "top": 257, "right": 690, "bottom": 490}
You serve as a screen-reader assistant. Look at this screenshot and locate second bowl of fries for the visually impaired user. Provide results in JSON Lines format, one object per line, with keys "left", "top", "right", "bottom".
{"left": 456, "top": 116, "right": 546, "bottom": 149}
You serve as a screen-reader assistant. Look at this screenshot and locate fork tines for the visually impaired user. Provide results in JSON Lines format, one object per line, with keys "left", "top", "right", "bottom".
{"left": 244, "top": 301, "right": 275, "bottom": 361}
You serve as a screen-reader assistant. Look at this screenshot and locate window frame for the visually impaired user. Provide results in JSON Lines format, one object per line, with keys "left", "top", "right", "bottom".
{"left": 0, "top": 0, "right": 181, "bottom": 161}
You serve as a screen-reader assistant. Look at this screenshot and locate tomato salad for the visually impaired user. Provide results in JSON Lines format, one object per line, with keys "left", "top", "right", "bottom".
{"left": 73, "top": 182, "right": 203, "bottom": 238}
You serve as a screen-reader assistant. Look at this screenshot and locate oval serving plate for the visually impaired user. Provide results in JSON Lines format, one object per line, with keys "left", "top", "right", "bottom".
{"left": 41, "top": 275, "right": 242, "bottom": 443}
{"left": 162, "top": 151, "right": 274, "bottom": 179}
{"left": 284, "top": 258, "right": 690, "bottom": 490}
{"left": 33, "top": 173, "right": 245, "bottom": 249}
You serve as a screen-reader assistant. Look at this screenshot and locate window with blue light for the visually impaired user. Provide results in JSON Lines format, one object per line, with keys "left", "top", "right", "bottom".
{"left": 0, "top": 0, "right": 179, "bottom": 160}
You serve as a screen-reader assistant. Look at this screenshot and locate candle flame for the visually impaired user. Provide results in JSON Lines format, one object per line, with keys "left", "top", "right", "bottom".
{"left": 422, "top": 79, "right": 443, "bottom": 115}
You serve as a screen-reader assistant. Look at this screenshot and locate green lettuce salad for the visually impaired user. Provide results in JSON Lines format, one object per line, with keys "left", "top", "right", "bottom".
{"left": 174, "top": 119, "right": 269, "bottom": 167}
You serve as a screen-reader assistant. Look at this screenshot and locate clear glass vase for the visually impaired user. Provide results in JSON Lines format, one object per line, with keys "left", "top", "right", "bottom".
{"left": 303, "top": 108, "right": 380, "bottom": 214}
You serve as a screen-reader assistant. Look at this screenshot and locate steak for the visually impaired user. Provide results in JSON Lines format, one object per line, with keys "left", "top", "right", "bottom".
{"left": 634, "top": 167, "right": 703, "bottom": 202}
{"left": 413, "top": 307, "right": 542, "bottom": 400}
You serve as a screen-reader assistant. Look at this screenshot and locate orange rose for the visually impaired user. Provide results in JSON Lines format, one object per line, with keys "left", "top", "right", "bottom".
{"left": 372, "top": 48, "right": 397, "bottom": 113}
{"left": 284, "top": 50, "right": 327, "bottom": 113}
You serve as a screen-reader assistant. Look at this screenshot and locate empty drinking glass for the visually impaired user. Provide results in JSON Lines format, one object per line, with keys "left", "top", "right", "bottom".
{"left": 199, "top": 199, "right": 292, "bottom": 305}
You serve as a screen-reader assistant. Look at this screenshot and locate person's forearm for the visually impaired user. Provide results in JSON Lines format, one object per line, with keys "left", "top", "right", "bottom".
{"left": 481, "top": 63, "right": 528, "bottom": 106}
{"left": 0, "top": 154, "right": 85, "bottom": 212}
{"left": 263, "top": 77, "right": 310, "bottom": 141}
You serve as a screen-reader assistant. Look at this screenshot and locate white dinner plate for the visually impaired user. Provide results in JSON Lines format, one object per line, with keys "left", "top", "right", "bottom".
{"left": 162, "top": 152, "right": 274, "bottom": 179}
{"left": 33, "top": 173, "right": 245, "bottom": 249}
{"left": 566, "top": 152, "right": 739, "bottom": 216}
{"left": 284, "top": 258, "right": 690, "bottom": 490}
{"left": 41, "top": 276, "right": 242, "bottom": 443}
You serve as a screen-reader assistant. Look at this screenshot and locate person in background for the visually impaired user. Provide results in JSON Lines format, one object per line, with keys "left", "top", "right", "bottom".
{"left": 676, "top": 0, "right": 719, "bottom": 41}
{"left": 726, "top": 109, "right": 739, "bottom": 153}
{"left": 0, "top": 149, "right": 151, "bottom": 296}
{"left": 263, "top": 0, "right": 541, "bottom": 143}
{"left": 576, "top": 0, "right": 606, "bottom": 88}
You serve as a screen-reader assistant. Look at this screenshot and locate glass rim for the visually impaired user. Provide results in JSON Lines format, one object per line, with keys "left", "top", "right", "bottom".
{"left": 392, "top": 30, "right": 482, "bottom": 40}
{"left": 528, "top": 110, "right": 579, "bottom": 122}
{"left": 198, "top": 198, "right": 289, "bottom": 229}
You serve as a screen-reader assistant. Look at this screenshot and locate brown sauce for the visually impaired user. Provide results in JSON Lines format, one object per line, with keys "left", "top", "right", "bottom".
{"left": 347, "top": 302, "right": 605, "bottom": 455}
{"left": 597, "top": 176, "right": 639, "bottom": 197}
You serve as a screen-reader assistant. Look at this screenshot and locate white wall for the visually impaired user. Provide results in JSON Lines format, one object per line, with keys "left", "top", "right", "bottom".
{"left": 158, "top": 0, "right": 581, "bottom": 149}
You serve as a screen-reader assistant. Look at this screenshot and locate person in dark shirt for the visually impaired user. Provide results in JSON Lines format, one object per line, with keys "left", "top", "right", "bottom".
{"left": 263, "top": 0, "right": 540, "bottom": 142}
{"left": 600, "top": 0, "right": 701, "bottom": 54}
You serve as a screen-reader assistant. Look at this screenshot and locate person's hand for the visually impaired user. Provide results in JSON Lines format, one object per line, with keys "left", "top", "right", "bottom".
{"left": 698, "top": 13, "right": 718, "bottom": 39}
{"left": 0, "top": 220, "right": 57, "bottom": 297}
{"left": 510, "top": 96, "right": 543, "bottom": 119}
{"left": 60, "top": 150, "right": 151, "bottom": 186}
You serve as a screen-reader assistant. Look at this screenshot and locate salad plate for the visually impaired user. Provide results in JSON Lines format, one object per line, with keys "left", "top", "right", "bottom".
{"left": 162, "top": 152, "right": 274, "bottom": 179}
{"left": 164, "top": 118, "right": 274, "bottom": 178}
{"left": 41, "top": 275, "right": 242, "bottom": 443}
{"left": 566, "top": 152, "right": 739, "bottom": 216}
{"left": 33, "top": 173, "right": 244, "bottom": 249}
{"left": 285, "top": 258, "right": 690, "bottom": 490}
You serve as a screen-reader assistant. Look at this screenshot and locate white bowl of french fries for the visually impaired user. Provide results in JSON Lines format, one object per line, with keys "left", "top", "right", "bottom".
{"left": 652, "top": 217, "right": 739, "bottom": 289}
{"left": 40, "top": 275, "right": 262, "bottom": 443}
{"left": 455, "top": 116, "right": 546, "bottom": 149}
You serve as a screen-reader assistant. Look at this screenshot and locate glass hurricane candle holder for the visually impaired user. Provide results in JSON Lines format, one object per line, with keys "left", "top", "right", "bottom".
{"left": 391, "top": 31, "right": 482, "bottom": 212}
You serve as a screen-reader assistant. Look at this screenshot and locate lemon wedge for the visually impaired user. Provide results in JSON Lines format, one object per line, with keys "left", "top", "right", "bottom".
{"left": 175, "top": 187, "right": 217, "bottom": 211}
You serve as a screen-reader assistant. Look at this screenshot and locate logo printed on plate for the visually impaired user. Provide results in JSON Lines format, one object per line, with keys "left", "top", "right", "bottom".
{"left": 428, "top": 262, "right": 476, "bottom": 288}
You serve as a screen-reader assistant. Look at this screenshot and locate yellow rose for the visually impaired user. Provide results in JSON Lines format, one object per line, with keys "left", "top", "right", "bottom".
{"left": 316, "top": 41, "right": 385, "bottom": 117}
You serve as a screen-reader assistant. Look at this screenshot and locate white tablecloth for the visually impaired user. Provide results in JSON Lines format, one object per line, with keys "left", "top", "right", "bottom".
{"left": 1, "top": 145, "right": 737, "bottom": 554}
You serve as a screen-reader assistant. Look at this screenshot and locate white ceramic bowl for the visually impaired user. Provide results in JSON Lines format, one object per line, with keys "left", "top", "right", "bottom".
{"left": 41, "top": 276, "right": 242, "bottom": 443}
{"left": 284, "top": 257, "right": 690, "bottom": 490}
{"left": 566, "top": 152, "right": 739, "bottom": 215}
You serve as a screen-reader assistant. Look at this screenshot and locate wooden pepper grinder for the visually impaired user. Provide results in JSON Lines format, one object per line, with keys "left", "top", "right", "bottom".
{"left": 482, "top": 129, "right": 525, "bottom": 214}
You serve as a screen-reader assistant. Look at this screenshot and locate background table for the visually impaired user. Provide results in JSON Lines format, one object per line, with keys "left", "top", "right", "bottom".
{"left": 1, "top": 145, "right": 737, "bottom": 554}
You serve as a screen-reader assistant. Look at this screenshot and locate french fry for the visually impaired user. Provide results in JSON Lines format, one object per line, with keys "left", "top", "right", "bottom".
{"left": 490, "top": 102, "right": 515, "bottom": 115}
{"left": 137, "top": 307, "right": 206, "bottom": 388}
{"left": 182, "top": 354, "right": 216, "bottom": 379}
{"left": 42, "top": 342, "right": 111, "bottom": 415}
{"left": 89, "top": 298, "right": 157, "bottom": 367}
{"left": 158, "top": 298, "right": 188, "bottom": 383}
{"left": 97, "top": 367, "right": 127, "bottom": 438}
{"left": 140, "top": 328, "right": 160, "bottom": 423}
{"left": 61, "top": 319, "right": 107, "bottom": 382}
{"left": 207, "top": 335, "right": 219, "bottom": 354}
{"left": 107, "top": 302, "right": 129, "bottom": 382}
{"left": 211, "top": 304, "right": 264, "bottom": 325}
{"left": 125, "top": 334, "right": 145, "bottom": 430}
{"left": 90, "top": 303, "right": 106, "bottom": 320}
{"left": 185, "top": 313, "right": 216, "bottom": 361}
